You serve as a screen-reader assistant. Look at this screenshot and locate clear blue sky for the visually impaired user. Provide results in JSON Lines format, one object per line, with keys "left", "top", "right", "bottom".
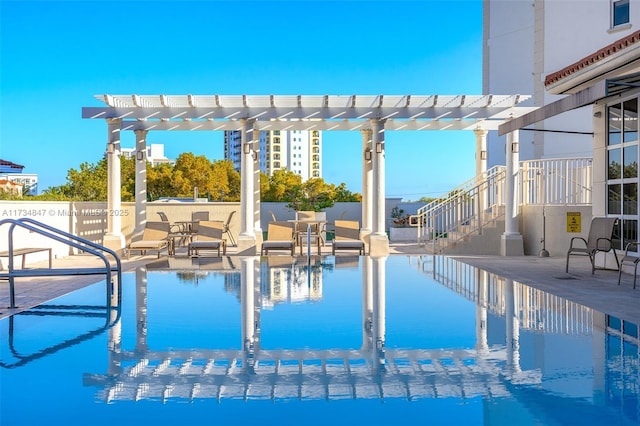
{"left": 0, "top": 0, "right": 483, "bottom": 200}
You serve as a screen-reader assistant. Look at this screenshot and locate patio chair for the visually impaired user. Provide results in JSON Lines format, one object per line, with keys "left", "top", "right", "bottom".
{"left": 295, "top": 210, "right": 324, "bottom": 254}
{"left": 191, "top": 211, "right": 210, "bottom": 233}
{"left": 618, "top": 242, "right": 640, "bottom": 288}
{"left": 332, "top": 220, "right": 365, "bottom": 255}
{"left": 261, "top": 222, "right": 295, "bottom": 255}
{"left": 566, "top": 217, "right": 619, "bottom": 274}
{"left": 157, "top": 211, "right": 181, "bottom": 233}
{"left": 188, "top": 220, "right": 226, "bottom": 257}
{"left": 222, "top": 210, "right": 237, "bottom": 247}
{"left": 127, "top": 221, "right": 170, "bottom": 259}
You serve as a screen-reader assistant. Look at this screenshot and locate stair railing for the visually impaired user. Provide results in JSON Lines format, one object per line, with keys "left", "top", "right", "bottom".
{"left": 416, "top": 166, "right": 506, "bottom": 253}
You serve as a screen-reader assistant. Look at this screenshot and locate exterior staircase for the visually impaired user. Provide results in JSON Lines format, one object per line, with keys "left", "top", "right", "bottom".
{"left": 415, "top": 158, "right": 592, "bottom": 255}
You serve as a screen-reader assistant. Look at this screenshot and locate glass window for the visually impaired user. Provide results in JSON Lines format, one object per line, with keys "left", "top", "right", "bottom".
{"left": 623, "top": 98, "right": 638, "bottom": 142}
{"left": 609, "top": 184, "right": 622, "bottom": 214}
{"left": 622, "top": 219, "right": 638, "bottom": 250}
{"left": 613, "top": 0, "right": 630, "bottom": 26}
{"left": 609, "top": 148, "right": 622, "bottom": 179}
{"left": 609, "top": 104, "right": 622, "bottom": 145}
{"left": 624, "top": 145, "right": 638, "bottom": 178}
{"left": 624, "top": 183, "right": 638, "bottom": 215}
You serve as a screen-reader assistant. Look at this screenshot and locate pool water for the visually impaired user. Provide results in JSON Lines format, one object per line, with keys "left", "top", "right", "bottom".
{"left": 2, "top": 255, "right": 639, "bottom": 425}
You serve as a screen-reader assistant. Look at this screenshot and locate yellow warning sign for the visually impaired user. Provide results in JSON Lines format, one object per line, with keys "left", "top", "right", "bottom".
{"left": 567, "top": 212, "right": 581, "bottom": 233}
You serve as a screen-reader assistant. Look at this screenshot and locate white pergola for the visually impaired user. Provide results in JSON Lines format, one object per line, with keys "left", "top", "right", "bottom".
{"left": 82, "top": 94, "right": 535, "bottom": 255}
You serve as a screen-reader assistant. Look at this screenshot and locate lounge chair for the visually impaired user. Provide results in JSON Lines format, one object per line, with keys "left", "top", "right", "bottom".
{"left": 127, "top": 221, "right": 170, "bottom": 259}
{"left": 222, "top": 210, "right": 237, "bottom": 247}
{"left": 261, "top": 222, "right": 295, "bottom": 255}
{"left": 332, "top": 220, "right": 365, "bottom": 255}
{"left": 188, "top": 220, "right": 227, "bottom": 257}
{"left": 566, "top": 217, "right": 619, "bottom": 274}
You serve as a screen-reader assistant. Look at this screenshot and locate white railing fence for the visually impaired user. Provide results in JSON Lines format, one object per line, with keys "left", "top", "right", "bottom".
{"left": 519, "top": 158, "right": 592, "bottom": 206}
{"left": 415, "top": 158, "right": 592, "bottom": 253}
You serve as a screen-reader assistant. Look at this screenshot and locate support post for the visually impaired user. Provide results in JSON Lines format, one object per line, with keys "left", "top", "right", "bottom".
{"left": 474, "top": 127, "right": 488, "bottom": 214}
{"left": 369, "top": 119, "right": 389, "bottom": 256}
{"left": 501, "top": 127, "right": 524, "bottom": 256}
{"left": 361, "top": 129, "right": 373, "bottom": 239}
{"left": 134, "top": 129, "right": 148, "bottom": 237}
{"left": 104, "top": 118, "right": 125, "bottom": 252}
{"left": 238, "top": 119, "right": 257, "bottom": 254}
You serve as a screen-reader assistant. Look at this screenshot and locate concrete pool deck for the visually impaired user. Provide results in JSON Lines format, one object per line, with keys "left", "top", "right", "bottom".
{"left": 2, "top": 242, "right": 640, "bottom": 325}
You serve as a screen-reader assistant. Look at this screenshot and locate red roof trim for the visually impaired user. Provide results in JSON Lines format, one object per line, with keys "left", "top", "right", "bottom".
{"left": 544, "top": 30, "right": 640, "bottom": 87}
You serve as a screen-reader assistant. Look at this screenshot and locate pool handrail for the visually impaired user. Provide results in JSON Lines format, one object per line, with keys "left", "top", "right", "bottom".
{"left": 0, "top": 217, "right": 122, "bottom": 308}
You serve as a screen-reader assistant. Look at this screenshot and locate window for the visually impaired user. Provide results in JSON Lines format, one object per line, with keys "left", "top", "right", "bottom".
{"left": 607, "top": 96, "right": 639, "bottom": 251}
{"left": 613, "top": 0, "right": 630, "bottom": 27}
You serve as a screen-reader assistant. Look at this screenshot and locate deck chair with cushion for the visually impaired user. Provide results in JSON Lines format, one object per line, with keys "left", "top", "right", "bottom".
{"left": 127, "top": 221, "right": 170, "bottom": 259}
{"left": 188, "top": 220, "right": 227, "bottom": 257}
{"left": 261, "top": 222, "right": 295, "bottom": 255}
{"left": 332, "top": 220, "right": 365, "bottom": 255}
{"left": 566, "top": 217, "right": 620, "bottom": 274}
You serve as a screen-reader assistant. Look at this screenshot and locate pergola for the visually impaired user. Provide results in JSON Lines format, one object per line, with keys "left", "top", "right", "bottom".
{"left": 82, "top": 94, "right": 535, "bottom": 255}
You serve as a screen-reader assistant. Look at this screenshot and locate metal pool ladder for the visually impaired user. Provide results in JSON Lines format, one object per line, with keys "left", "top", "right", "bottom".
{"left": 0, "top": 218, "right": 122, "bottom": 309}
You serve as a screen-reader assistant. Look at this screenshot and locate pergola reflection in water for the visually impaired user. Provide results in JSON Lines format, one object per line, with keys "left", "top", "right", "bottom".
{"left": 76, "top": 255, "right": 606, "bottom": 403}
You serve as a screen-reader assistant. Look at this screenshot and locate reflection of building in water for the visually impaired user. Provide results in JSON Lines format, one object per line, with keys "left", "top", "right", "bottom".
{"left": 71, "top": 256, "right": 640, "bottom": 422}
{"left": 260, "top": 257, "right": 322, "bottom": 307}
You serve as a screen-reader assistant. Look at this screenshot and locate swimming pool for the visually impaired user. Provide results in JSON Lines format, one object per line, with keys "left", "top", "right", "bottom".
{"left": 1, "top": 255, "right": 639, "bottom": 425}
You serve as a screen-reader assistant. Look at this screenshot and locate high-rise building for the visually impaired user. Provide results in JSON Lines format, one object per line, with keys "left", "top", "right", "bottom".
{"left": 120, "top": 143, "right": 175, "bottom": 167}
{"left": 224, "top": 130, "right": 322, "bottom": 180}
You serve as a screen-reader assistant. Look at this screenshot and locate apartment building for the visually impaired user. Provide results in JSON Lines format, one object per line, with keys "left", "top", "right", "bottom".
{"left": 120, "top": 143, "right": 175, "bottom": 167}
{"left": 484, "top": 0, "right": 640, "bottom": 247}
{"left": 224, "top": 130, "right": 322, "bottom": 180}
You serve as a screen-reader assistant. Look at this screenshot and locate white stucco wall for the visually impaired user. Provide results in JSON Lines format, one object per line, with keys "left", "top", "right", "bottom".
{"left": 483, "top": 0, "right": 640, "bottom": 169}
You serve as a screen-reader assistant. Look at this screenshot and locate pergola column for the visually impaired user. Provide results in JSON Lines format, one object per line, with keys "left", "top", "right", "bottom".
{"left": 362, "top": 256, "right": 374, "bottom": 350}
{"left": 474, "top": 127, "right": 488, "bottom": 177}
{"left": 253, "top": 124, "right": 263, "bottom": 247}
{"left": 504, "top": 278, "right": 521, "bottom": 374}
{"left": 134, "top": 129, "right": 148, "bottom": 236}
{"left": 474, "top": 127, "right": 489, "bottom": 218}
{"left": 104, "top": 118, "right": 125, "bottom": 252}
{"left": 361, "top": 129, "right": 373, "bottom": 239}
{"left": 501, "top": 127, "right": 524, "bottom": 256}
{"left": 371, "top": 255, "right": 387, "bottom": 371}
{"left": 369, "top": 119, "right": 389, "bottom": 256}
{"left": 237, "top": 119, "right": 257, "bottom": 254}
{"left": 241, "top": 257, "right": 256, "bottom": 355}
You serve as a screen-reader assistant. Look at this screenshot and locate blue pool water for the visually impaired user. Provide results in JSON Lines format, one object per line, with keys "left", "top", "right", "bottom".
{"left": 2, "top": 255, "right": 640, "bottom": 425}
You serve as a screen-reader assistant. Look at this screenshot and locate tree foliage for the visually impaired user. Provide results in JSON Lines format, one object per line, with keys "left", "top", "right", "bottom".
{"left": 261, "top": 170, "right": 361, "bottom": 212}
{"left": 23, "top": 153, "right": 361, "bottom": 208}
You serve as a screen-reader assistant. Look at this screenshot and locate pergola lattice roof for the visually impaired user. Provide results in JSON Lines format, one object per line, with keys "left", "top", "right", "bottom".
{"left": 82, "top": 94, "right": 534, "bottom": 132}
